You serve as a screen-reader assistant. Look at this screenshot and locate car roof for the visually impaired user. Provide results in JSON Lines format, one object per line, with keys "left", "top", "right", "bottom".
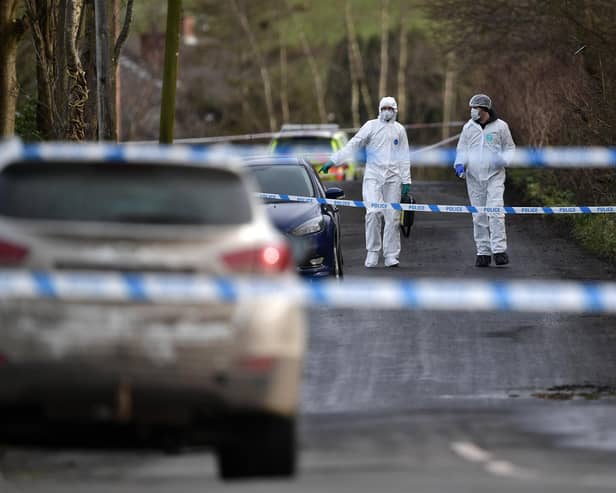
{"left": 242, "top": 155, "right": 310, "bottom": 167}
{"left": 0, "top": 140, "right": 246, "bottom": 173}
{"left": 274, "top": 131, "right": 337, "bottom": 139}
{"left": 279, "top": 123, "right": 339, "bottom": 132}
{"left": 273, "top": 124, "right": 346, "bottom": 140}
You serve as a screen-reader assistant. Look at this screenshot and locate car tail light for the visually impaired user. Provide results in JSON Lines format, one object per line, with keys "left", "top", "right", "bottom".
{"left": 0, "top": 239, "right": 29, "bottom": 265}
{"left": 239, "top": 356, "right": 276, "bottom": 373}
{"left": 222, "top": 243, "right": 292, "bottom": 274}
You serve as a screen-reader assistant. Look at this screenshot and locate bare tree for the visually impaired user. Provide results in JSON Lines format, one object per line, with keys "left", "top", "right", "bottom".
{"left": 345, "top": 0, "right": 373, "bottom": 116}
{"left": 65, "top": 0, "right": 87, "bottom": 140}
{"left": 346, "top": 30, "right": 360, "bottom": 128}
{"left": 279, "top": 26, "right": 290, "bottom": 123}
{"left": 286, "top": 0, "right": 327, "bottom": 122}
{"left": 26, "top": 0, "right": 61, "bottom": 139}
{"left": 112, "top": 0, "right": 133, "bottom": 67}
{"left": 229, "top": 0, "right": 277, "bottom": 132}
{"left": 237, "top": 51, "right": 263, "bottom": 131}
{"left": 441, "top": 51, "right": 455, "bottom": 140}
{"left": 0, "top": 0, "right": 27, "bottom": 137}
{"left": 378, "top": 0, "right": 389, "bottom": 98}
{"left": 396, "top": 2, "right": 408, "bottom": 120}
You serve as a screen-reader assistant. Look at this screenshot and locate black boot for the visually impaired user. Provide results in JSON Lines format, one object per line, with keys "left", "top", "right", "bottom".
{"left": 475, "top": 255, "right": 491, "bottom": 267}
{"left": 494, "top": 252, "right": 509, "bottom": 265}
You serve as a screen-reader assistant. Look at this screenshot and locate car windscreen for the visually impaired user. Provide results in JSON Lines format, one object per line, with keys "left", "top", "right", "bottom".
{"left": 274, "top": 137, "right": 331, "bottom": 154}
{"left": 248, "top": 164, "right": 315, "bottom": 198}
{"left": 0, "top": 162, "right": 253, "bottom": 225}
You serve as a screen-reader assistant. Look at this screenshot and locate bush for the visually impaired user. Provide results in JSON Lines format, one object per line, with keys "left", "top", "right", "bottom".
{"left": 15, "top": 96, "right": 42, "bottom": 142}
{"left": 508, "top": 169, "right": 616, "bottom": 265}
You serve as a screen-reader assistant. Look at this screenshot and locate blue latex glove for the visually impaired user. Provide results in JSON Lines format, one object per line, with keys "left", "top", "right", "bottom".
{"left": 320, "top": 160, "right": 334, "bottom": 174}
{"left": 401, "top": 183, "right": 411, "bottom": 196}
{"left": 455, "top": 164, "right": 466, "bottom": 179}
{"left": 494, "top": 155, "right": 507, "bottom": 169}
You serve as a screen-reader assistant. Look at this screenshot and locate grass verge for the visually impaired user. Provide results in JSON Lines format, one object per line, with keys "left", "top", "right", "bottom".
{"left": 507, "top": 169, "right": 616, "bottom": 266}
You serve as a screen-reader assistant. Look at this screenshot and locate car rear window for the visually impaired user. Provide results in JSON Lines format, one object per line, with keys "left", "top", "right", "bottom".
{"left": 249, "top": 164, "right": 315, "bottom": 198}
{"left": 0, "top": 162, "right": 253, "bottom": 225}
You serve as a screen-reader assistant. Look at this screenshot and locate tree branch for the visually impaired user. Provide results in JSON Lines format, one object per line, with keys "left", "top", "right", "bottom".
{"left": 113, "top": 0, "right": 133, "bottom": 65}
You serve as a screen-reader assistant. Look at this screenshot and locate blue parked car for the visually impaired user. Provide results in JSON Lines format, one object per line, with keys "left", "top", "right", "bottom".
{"left": 244, "top": 156, "right": 344, "bottom": 278}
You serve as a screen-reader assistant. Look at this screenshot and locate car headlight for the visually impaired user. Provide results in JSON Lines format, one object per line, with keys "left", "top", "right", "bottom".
{"left": 291, "top": 216, "right": 323, "bottom": 236}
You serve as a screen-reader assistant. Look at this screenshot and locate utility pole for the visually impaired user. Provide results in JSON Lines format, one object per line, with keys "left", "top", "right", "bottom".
{"left": 94, "top": 0, "right": 113, "bottom": 140}
{"left": 159, "top": 0, "right": 182, "bottom": 144}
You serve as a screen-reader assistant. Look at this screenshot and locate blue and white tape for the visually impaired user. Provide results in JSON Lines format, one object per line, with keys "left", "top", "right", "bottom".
{"left": 2, "top": 141, "right": 616, "bottom": 169}
{"left": 407, "top": 147, "right": 616, "bottom": 167}
{"left": 257, "top": 193, "right": 616, "bottom": 215}
{"left": 0, "top": 271, "right": 615, "bottom": 314}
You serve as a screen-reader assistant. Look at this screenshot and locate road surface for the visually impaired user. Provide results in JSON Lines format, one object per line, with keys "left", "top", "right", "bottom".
{"left": 2, "top": 179, "right": 616, "bottom": 492}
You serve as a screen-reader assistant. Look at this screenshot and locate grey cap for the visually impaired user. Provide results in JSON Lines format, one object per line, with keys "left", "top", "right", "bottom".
{"left": 469, "top": 94, "right": 492, "bottom": 109}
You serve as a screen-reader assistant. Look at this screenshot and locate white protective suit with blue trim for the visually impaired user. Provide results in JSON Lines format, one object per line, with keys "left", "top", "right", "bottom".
{"left": 330, "top": 97, "right": 411, "bottom": 266}
{"left": 455, "top": 117, "right": 515, "bottom": 255}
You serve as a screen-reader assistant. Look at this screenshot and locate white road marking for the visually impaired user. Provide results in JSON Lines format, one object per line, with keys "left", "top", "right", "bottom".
{"left": 451, "top": 441, "right": 537, "bottom": 480}
{"left": 450, "top": 441, "right": 492, "bottom": 462}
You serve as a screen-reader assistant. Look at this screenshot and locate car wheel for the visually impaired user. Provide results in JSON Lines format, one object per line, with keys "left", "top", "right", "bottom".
{"left": 217, "top": 414, "right": 296, "bottom": 480}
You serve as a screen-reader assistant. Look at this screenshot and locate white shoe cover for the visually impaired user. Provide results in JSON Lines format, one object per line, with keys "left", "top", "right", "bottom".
{"left": 364, "top": 251, "right": 379, "bottom": 268}
{"left": 384, "top": 256, "right": 399, "bottom": 267}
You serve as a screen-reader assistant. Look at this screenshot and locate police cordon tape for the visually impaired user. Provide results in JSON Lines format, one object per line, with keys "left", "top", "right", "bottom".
{"left": 305, "top": 146, "right": 616, "bottom": 167}
{"left": 127, "top": 121, "right": 467, "bottom": 145}
{"left": 3, "top": 140, "right": 616, "bottom": 169}
{"left": 0, "top": 270, "right": 615, "bottom": 314}
{"left": 256, "top": 193, "right": 616, "bottom": 215}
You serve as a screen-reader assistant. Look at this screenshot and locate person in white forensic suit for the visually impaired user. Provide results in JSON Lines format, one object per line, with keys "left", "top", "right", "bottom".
{"left": 321, "top": 97, "right": 412, "bottom": 268}
{"left": 454, "top": 93, "right": 516, "bottom": 267}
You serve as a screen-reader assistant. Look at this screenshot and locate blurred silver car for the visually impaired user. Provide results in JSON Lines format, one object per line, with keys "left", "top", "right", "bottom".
{"left": 0, "top": 142, "right": 306, "bottom": 479}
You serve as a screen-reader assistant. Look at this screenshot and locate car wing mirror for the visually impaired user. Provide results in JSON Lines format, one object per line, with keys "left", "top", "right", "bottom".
{"left": 325, "top": 187, "right": 345, "bottom": 199}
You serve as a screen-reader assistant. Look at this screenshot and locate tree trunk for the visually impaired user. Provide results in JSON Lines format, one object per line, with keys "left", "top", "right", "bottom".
{"left": 441, "top": 51, "right": 455, "bottom": 140}
{"left": 396, "top": 3, "right": 408, "bottom": 120}
{"left": 278, "top": 0, "right": 289, "bottom": 125}
{"left": 26, "top": 0, "right": 57, "bottom": 139}
{"left": 159, "top": 0, "right": 181, "bottom": 144}
{"left": 345, "top": 0, "right": 373, "bottom": 117}
{"left": 0, "top": 0, "right": 26, "bottom": 137}
{"left": 230, "top": 0, "right": 277, "bottom": 132}
{"left": 82, "top": 0, "right": 98, "bottom": 139}
{"left": 94, "top": 0, "right": 114, "bottom": 140}
{"left": 378, "top": 0, "right": 389, "bottom": 98}
{"left": 112, "top": 0, "right": 133, "bottom": 140}
{"left": 346, "top": 31, "right": 359, "bottom": 128}
{"left": 65, "top": 0, "right": 88, "bottom": 140}
{"left": 286, "top": 0, "right": 327, "bottom": 122}
{"left": 240, "top": 51, "right": 262, "bottom": 130}
{"left": 279, "top": 39, "right": 290, "bottom": 123}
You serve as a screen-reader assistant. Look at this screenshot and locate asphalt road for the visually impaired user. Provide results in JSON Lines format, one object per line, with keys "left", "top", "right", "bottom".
{"left": 2, "top": 179, "right": 616, "bottom": 492}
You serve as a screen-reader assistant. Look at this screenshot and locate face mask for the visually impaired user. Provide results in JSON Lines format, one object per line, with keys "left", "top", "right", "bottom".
{"left": 380, "top": 109, "right": 395, "bottom": 122}
{"left": 470, "top": 108, "right": 481, "bottom": 121}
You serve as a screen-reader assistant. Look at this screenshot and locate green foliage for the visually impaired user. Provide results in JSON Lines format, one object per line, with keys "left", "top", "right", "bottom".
{"left": 15, "top": 96, "right": 42, "bottom": 142}
{"left": 573, "top": 215, "right": 616, "bottom": 264}
{"left": 508, "top": 169, "right": 616, "bottom": 265}
{"left": 283, "top": 0, "right": 430, "bottom": 48}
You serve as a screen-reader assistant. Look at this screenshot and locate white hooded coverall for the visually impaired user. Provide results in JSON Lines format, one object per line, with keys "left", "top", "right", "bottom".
{"left": 455, "top": 117, "right": 515, "bottom": 255}
{"left": 330, "top": 98, "right": 411, "bottom": 265}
